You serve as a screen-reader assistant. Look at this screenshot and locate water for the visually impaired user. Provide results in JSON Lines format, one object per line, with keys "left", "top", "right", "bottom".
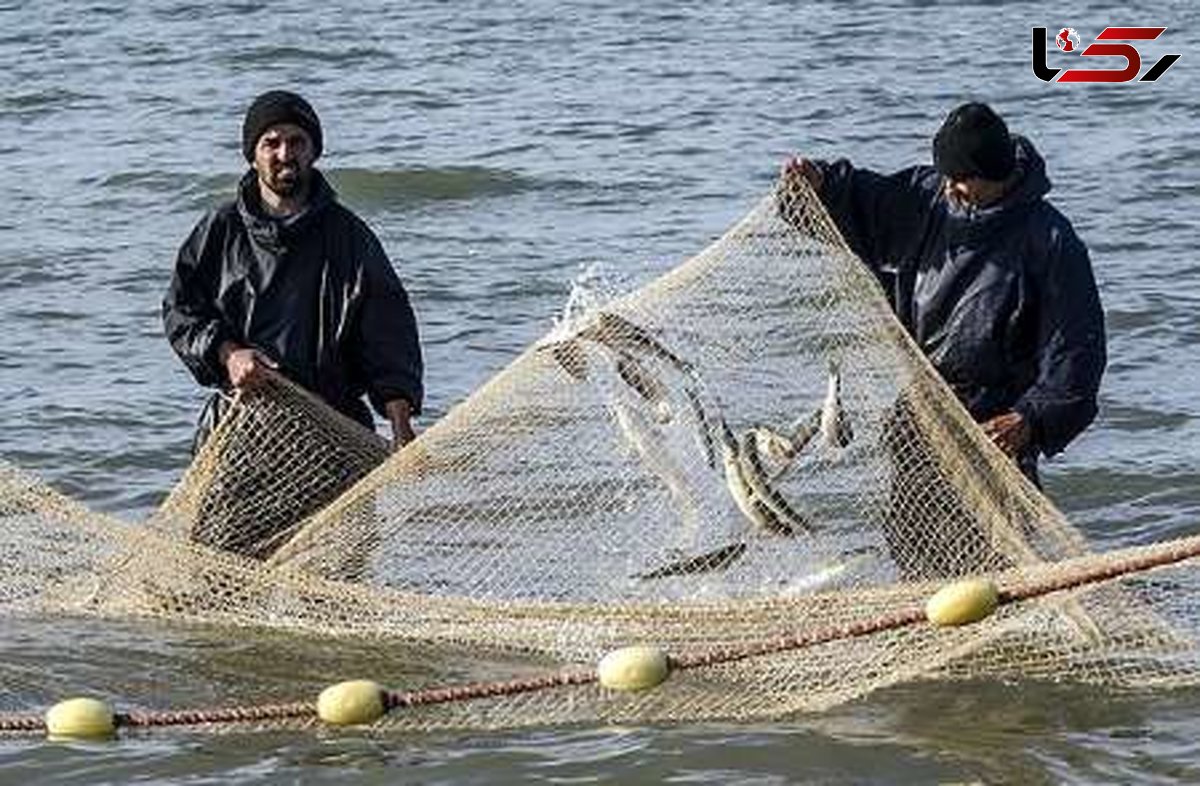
{"left": 2, "top": 0, "right": 1199, "bottom": 781}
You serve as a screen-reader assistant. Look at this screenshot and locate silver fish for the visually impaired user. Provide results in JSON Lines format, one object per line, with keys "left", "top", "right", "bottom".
{"left": 779, "top": 551, "right": 874, "bottom": 597}
{"left": 638, "top": 541, "right": 747, "bottom": 580}
{"left": 614, "top": 349, "right": 672, "bottom": 422}
{"left": 610, "top": 397, "right": 699, "bottom": 528}
{"left": 717, "top": 420, "right": 806, "bottom": 537}
{"left": 737, "top": 429, "right": 816, "bottom": 535}
{"left": 819, "top": 361, "right": 854, "bottom": 449}
{"left": 578, "top": 311, "right": 693, "bottom": 374}
{"left": 751, "top": 425, "right": 799, "bottom": 463}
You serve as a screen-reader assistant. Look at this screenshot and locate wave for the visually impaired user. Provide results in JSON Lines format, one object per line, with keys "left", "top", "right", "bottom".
{"left": 124, "top": 165, "right": 579, "bottom": 213}
{"left": 219, "top": 44, "right": 400, "bottom": 67}
{"left": 1, "top": 88, "right": 99, "bottom": 117}
{"left": 328, "top": 165, "right": 565, "bottom": 209}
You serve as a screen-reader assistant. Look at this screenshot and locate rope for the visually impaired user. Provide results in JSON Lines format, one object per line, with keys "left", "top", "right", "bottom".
{"left": 671, "top": 607, "right": 927, "bottom": 670}
{"left": 0, "top": 715, "right": 44, "bottom": 733}
{"left": 118, "top": 702, "right": 315, "bottom": 728}
{"left": 386, "top": 670, "right": 597, "bottom": 709}
{"left": 1001, "top": 533, "right": 1200, "bottom": 603}
{"left": 5, "top": 532, "right": 1200, "bottom": 736}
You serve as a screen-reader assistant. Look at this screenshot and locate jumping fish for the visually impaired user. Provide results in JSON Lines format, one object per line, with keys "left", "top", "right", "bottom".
{"left": 578, "top": 311, "right": 693, "bottom": 374}
{"left": 552, "top": 310, "right": 694, "bottom": 423}
{"left": 751, "top": 424, "right": 800, "bottom": 464}
{"left": 610, "top": 397, "right": 699, "bottom": 528}
{"left": 638, "top": 541, "right": 748, "bottom": 580}
{"left": 779, "top": 551, "right": 874, "bottom": 597}
{"left": 717, "top": 419, "right": 802, "bottom": 537}
{"left": 737, "top": 429, "right": 816, "bottom": 534}
{"left": 761, "top": 364, "right": 851, "bottom": 478}
{"left": 614, "top": 349, "right": 672, "bottom": 422}
{"left": 819, "top": 361, "right": 854, "bottom": 449}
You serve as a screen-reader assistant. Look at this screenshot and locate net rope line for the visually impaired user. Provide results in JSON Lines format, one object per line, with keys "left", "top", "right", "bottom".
{"left": 4, "top": 530, "right": 1200, "bottom": 735}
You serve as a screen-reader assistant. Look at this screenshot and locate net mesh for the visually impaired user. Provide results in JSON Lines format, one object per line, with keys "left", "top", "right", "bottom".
{"left": 3, "top": 176, "right": 1199, "bottom": 731}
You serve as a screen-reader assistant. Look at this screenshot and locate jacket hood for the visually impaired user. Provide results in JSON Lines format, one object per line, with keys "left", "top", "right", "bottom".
{"left": 1000, "top": 135, "right": 1051, "bottom": 207}
{"left": 943, "top": 135, "right": 1050, "bottom": 240}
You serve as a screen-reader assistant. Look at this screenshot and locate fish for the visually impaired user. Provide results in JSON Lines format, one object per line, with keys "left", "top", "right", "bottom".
{"left": 718, "top": 420, "right": 788, "bottom": 535}
{"left": 819, "top": 361, "right": 854, "bottom": 449}
{"left": 736, "top": 429, "right": 816, "bottom": 535}
{"left": 578, "top": 311, "right": 693, "bottom": 374}
{"left": 610, "top": 397, "right": 699, "bottom": 528}
{"left": 557, "top": 310, "right": 691, "bottom": 423}
{"left": 760, "top": 365, "right": 850, "bottom": 479}
{"left": 614, "top": 349, "right": 672, "bottom": 422}
{"left": 638, "top": 541, "right": 748, "bottom": 580}
{"left": 788, "top": 408, "right": 822, "bottom": 456}
{"left": 751, "top": 425, "right": 799, "bottom": 464}
{"left": 758, "top": 408, "right": 822, "bottom": 481}
{"left": 779, "top": 551, "right": 874, "bottom": 596}
{"left": 717, "top": 419, "right": 808, "bottom": 537}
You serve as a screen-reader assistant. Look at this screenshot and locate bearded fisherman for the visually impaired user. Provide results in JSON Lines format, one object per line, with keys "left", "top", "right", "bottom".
{"left": 163, "top": 90, "right": 423, "bottom": 561}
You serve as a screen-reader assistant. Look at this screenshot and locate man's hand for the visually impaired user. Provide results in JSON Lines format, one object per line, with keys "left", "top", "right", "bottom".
{"left": 781, "top": 156, "right": 823, "bottom": 193}
{"left": 220, "top": 342, "right": 278, "bottom": 390}
{"left": 981, "top": 411, "right": 1032, "bottom": 459}
{"left": 385, "top": 398, "right": 416, "bottom": 452}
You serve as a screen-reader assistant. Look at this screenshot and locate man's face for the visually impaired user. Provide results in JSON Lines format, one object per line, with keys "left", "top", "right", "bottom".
{"left": 252, "top": 123, "right": 315, "bottom": 199}
{"left": 942, "top": 175, "right": 1007, "bottom": 208}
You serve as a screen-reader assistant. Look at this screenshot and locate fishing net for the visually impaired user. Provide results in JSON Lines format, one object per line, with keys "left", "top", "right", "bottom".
{"left": 3, "top": 175, "right": 1199, "bottom": 733}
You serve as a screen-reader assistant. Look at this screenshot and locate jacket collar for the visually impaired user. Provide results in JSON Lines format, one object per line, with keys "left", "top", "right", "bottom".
{"left": 236, "top": 168, "right": 336, "bottom": 251}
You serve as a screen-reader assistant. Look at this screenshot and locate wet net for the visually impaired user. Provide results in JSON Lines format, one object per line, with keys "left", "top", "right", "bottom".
{"left": 3, "top": 176, "right": 1199, "bottom": 732}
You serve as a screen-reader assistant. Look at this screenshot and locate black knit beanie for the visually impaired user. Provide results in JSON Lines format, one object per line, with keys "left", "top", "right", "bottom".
{"left": 932, "top": 102, "right": 1014, "bottom": 181}
{"left": 242, "top": 90, "right": 323, "bottom": 162}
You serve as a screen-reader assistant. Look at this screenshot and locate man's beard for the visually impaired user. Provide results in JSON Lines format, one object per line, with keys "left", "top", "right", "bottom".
{"left": 263, "top": 165, "right": 310, "bottom": 199}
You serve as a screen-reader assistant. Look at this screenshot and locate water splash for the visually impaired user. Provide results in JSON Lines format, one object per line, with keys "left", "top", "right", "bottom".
{"left": 550, "top": 262, "right": 636, "bottom": 336}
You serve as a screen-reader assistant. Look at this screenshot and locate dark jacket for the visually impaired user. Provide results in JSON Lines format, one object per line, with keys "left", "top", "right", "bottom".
{"left": 812, "top": 136, "right": 1105, "bottom": 459}
{"left": 163, "top": 169, "right": 424, "bottom": 429}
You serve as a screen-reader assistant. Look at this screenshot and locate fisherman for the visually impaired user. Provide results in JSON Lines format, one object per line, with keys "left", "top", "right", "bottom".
{"left": 162, "top": 91, "right": 423, "bottom": 565}
{"left": 780, "top": 102, "right": 1105, "bottom": 486}
{"left": 163, "top": 90, "right": 424, "bottom": 455}
{"left": 780, "top": 102, "right": 1105, "bottom": 578}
